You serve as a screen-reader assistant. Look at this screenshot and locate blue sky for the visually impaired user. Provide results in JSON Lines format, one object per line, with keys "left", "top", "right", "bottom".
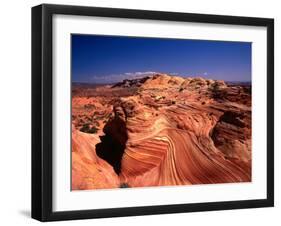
{"left": 72, "top": 34, "right": 251, "bottom": 83}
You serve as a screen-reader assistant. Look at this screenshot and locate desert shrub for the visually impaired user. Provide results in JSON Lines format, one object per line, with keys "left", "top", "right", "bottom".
{"left": 80, "top": 124, "right": 89, "bottom": 132}
{"left": 80, "top": 124, "right": 99, "bottom": 134}
{"left": 88, "top": 127, "right": 99, "bottom": 134}
{"left": 84, "top": 104, "right": 95, "bottom": 110}
{"left": 179, "top": 87, "right": 184, "bottom": 92}
{"left": 119, "top": 183, "right": 130, "bottom": 188}
{"left": 212, "top": 83, "right": 222, "bottom": 99}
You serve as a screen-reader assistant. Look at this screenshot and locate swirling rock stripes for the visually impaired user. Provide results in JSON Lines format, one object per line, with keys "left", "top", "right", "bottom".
{"left": 72, "top": 74, "right": 252, "bottom": 190}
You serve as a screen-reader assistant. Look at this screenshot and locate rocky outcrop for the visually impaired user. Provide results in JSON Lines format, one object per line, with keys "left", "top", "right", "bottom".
{"left": 112, "top": 76, "right": 151, "bottom": 88}
{"left": 72, "top": 128, "right": 120, "bottom": 190}
{"left": 141, "top": 73, "right": 185, "bottom": 89}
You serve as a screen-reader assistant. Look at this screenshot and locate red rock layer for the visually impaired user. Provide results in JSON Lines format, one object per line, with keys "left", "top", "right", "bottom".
{"left": 72, "top": 74, "right": 251, "bottom": 190}
{"left": 72, "top": 128, "right": 119, "bottom": 190}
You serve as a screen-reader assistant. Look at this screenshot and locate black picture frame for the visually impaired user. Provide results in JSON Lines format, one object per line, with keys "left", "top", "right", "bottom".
{"left": 32, "top": 3, "right": 274, "bottom": 222}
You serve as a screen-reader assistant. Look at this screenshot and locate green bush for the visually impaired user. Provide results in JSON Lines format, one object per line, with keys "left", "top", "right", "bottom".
{"left": 119, "top": 183, "right": 130, "bottom": 188}
{"left": 80, "top": 124, "right": 99, "bottom": 134}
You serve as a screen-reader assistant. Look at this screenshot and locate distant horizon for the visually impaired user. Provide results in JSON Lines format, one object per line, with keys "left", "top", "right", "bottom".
{"left": 72, "top": 73, "right": 252, "bottom": 85}
{"left": 72, "top": 35, "right": 252, "bottom": 84}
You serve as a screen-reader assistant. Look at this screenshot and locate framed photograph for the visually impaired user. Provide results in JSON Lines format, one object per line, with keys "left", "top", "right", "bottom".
{"left": 32, "top": 4, "right": 274, "bottom": 221}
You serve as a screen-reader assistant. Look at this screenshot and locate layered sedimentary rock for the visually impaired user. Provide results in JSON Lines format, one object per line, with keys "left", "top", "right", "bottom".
{"left": 72, "top": 127, "right": 120, "bottom": 190}
{"left": 72, "top": 73, "right": 251, "bottom": 190}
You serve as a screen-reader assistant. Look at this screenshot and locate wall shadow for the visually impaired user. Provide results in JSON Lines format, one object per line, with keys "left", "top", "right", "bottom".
{"left": 96, "top": 117, "right": 128, "bottom": 175}
{"left": 18, "top": 210, "right": 30, "bottom": 218}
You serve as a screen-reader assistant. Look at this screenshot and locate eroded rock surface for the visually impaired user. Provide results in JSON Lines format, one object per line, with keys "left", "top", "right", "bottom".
{"left": 72, "top": 73, "right": 251, "bottom": 190}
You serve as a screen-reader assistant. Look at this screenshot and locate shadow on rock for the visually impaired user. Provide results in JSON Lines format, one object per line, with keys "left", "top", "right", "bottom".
{"left": 96, "top": 116, "right": 128, "bottom": 175}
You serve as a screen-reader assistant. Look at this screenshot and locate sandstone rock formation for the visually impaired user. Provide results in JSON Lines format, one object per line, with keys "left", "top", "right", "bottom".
{"left": 72, "top": 73, "right": 251, "bottom": 190}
